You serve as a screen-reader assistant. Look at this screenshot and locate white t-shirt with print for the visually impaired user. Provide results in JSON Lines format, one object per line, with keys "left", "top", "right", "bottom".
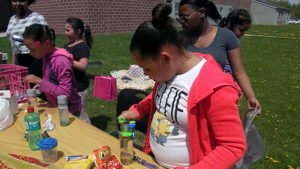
{"left": 6, "top": 12, "right": 48, "bottom": 54}
{"left": 150, "top": 59, "right": 206, "bottom": 168}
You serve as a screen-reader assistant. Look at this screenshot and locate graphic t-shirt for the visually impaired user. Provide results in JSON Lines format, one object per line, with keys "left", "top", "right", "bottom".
{"left": 150, "top": 59, "right": 206, "bottom": 168}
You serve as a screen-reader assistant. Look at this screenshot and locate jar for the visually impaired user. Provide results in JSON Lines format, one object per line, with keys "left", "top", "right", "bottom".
{"left": 38, "top": 138, "right": 58, "bottom": 163}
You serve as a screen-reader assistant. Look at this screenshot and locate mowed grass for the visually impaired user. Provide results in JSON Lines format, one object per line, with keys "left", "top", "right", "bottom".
{"left": 1, "top": 24, "right": 299, "bottom": 168}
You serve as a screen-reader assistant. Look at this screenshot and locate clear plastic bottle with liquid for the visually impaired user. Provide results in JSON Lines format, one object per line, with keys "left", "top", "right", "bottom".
{"left": 24, "top": 106, "right": 42, "bottom": 151}
{"left": 119, "top": 117, "right": 135, "bottom": 165}
{"left": 26, "top": 89, "right": 37, "bottom": 111}
{"left": 35, "top": 89, "right": 42, "bottom": 113}
{"left": 57, "top": 95, "right": 70, "bottom": 126}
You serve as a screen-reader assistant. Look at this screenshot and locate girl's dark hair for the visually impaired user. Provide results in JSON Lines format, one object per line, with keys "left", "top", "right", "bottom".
{"left": 179, "top": 0, "right": 221, "bottom": 23}
{"left": 27, "top": 0, "right": 36, "bottom": 6}
{"left": 23, "top": 24, "right": 56, "bottom": 46}
{"left": 66, "top": 17, "right": 93, "bottom": 49}
{"left": 219, "top": 9, "right": 252, "bottom": 30}
{"left": 130, "top": 3, "right": 184, "bottom": 60}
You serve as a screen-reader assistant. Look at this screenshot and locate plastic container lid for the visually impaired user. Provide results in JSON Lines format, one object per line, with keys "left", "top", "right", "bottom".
{"left": 26, "top": 89, "right": 36, "bottom": 97}
{"left": 38, "top": 138, "right": 57, "bottom": 150}
{"left": 57, "top": 95, "right": 67, "bottom": 104}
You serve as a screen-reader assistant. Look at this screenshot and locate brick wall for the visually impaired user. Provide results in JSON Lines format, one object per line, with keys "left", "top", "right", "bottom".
{"left": 212, "top": 0, "right": 251, "bottom": 11}
{"left": 30, "top": 0, "right": 164, "bottom": 35}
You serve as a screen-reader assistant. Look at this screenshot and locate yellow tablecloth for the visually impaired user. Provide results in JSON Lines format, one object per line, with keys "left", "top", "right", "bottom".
{"left": 0, "top": 101, "right": 163, "bottom": 169}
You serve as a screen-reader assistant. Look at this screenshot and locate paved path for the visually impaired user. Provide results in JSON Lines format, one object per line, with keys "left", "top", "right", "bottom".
{"left": 0, "top": 32, "right": 6, "bottom": 37}
{"left": 245, "top": 34, "right": 300, "bottom": 40}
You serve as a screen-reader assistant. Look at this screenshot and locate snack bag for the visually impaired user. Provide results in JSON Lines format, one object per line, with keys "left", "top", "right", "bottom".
{"left": 63, "top": 155, "right": 93, "bottom": 169}
{"left": 92, "top": 146, "right": 122, "bottom": 169}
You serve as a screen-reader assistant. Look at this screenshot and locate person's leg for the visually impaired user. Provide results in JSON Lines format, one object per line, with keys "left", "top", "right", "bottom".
{"left": 116, "top": 89, "right": 149, "bottom": 133}
{"left": 78, "top": 88, "right": 91, "bottom": 124}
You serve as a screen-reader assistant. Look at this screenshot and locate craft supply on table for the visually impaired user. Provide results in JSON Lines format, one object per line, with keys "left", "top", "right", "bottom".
{"left": 133, "top": 156, "right": 158, "bottom": 169}
{"left": 119, "top": 117, "right": 135, "bottom": 165}
{"left": 57, "top": 95, "right": 70, "bottom": 126}
{"left": 38, "top": 137, "right": 58, "bottom": 163}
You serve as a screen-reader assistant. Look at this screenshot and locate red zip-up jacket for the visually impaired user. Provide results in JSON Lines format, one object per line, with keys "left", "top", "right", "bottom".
{"left": 129, "top": 53, "right": 246, "bottom": 169}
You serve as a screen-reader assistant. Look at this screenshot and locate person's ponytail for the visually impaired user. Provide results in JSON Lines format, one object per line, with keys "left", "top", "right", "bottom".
{"left": 151, "top": 3, "right": 172, "bottom": 29}
{"left": 130, "top": 3, "right": 183, "bottom": 60}
{"left": 83, "top": 25, "right": 93, "bottom": 49}
{"left": 205, "top": 1, "right": 221, "bottom": 23}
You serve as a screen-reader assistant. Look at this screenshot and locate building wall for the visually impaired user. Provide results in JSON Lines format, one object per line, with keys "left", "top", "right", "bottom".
{"left": 212, "top": 0, "right": 251, "bottom": 11}
{"left": 167, "top": 0, "right": 251, "bottom": 21}
{"left": 30, "top": 0, "right": 164, "bottom": 35}
{"left": 0, "top": 0, "right": 14, "bottom": 32}
{"left": 251, "top": 1, "right": 277, "bottom": 25}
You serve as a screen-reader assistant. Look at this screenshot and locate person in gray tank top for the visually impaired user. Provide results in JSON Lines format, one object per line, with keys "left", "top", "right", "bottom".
{"left": 177, "top": 0, "right": 261, "bottom": 113}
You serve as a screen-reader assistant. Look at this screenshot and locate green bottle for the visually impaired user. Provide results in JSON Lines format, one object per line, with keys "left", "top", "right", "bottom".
{"left": 24, "top": 106, "right": 42, "bottom": 151}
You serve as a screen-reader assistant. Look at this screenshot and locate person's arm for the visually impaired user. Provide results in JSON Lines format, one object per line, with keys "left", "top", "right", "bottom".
{"left": 73, "top": 58, "right": 88, "bottom": 72}
{"left": 228, "top": 48, "right": 261, "bottom": 111}
{"left": 182, "top": 86, "right": 246, "bottom": 169}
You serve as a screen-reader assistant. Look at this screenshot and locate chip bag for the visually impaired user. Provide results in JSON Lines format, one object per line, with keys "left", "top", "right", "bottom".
{"left": 92, "top": 146, "right": 122, "bottom": 169}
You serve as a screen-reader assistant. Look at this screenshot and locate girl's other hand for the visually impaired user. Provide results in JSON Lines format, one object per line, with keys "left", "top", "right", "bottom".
{"left": 247, "top": 97, "right": 261, "bottom": 114}
{"left": 24, "top": 75, "right": 42, "bottom": 85}
{"left": 118, "top": 110, "right": 139, "bottom": 121}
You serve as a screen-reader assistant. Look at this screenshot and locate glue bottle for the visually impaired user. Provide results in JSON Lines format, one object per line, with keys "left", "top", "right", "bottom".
{"left": 26, "top": 89, "right": 37, "bottom": 111}
{"left": 57, "top": 95, "right": 70, "bottom": 126}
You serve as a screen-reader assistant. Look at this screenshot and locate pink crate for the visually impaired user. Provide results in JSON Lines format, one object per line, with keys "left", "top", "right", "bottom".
{"left": 0, "top": 64, "right": 29, "bottom": 100}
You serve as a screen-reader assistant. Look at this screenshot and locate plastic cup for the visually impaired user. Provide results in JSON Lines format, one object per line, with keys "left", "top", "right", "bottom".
{"left": 38, "top": 138, "right": 58, "bottom": 163}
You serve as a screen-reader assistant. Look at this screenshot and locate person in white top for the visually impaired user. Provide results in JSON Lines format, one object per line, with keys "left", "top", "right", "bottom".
{"left": 6, "top": 0, "right": 47, "bottom": 79}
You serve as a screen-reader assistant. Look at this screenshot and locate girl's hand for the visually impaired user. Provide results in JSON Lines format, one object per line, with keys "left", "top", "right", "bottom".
{"left": 247, "top": 97, "right": 261, "bottom": 114}
{"left": 118, "top": 110, "right": 139, "bottom": 121}
{"left": 24, "top": 75, "right": 42, "bottom": 85}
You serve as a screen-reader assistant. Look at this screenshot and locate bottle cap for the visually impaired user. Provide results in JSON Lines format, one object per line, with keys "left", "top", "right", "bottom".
{"left": 128, "top": 122, "right": 136, "bottom": 129}
{"left": 118, "top": 117, "right": 126, "bottom": 123}
{"left": 27, "top": 106, "right": 34, "bottom": 112}
{"left": 57, "top": 95, "right": 67, "bottom": 104}
{"left": 38, "top": 138, "right": 57, "bottom": 150}
{"left": 26, "top": 89, "right": 36, "bottom": 97}
{"left": 35, "top": 89, "right": 42, "bottom": 95}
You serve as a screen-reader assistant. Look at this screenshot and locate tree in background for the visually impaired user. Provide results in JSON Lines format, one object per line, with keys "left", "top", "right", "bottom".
{"left": 268, "top": 0, "right": 291, "bottom": 8}
{"left": 291, "top": 4, "right": 300, "bottom": 18}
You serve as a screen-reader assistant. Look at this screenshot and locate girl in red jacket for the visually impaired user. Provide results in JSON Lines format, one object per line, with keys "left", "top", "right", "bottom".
{"left": 118, "top": 3, "right": 246, "bottom": 169}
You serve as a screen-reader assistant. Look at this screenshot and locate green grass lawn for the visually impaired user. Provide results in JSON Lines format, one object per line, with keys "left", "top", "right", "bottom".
{"left": 1, "top": 24, "right": 299, "bottom": 168}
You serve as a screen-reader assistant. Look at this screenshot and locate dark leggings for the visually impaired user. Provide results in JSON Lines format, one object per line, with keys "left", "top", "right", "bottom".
{"left": 116, "top": 89, "right": 150, "bottom": 133}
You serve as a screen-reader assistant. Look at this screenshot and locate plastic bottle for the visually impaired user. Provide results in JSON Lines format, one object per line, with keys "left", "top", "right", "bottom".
{"left": 119, "top": 117, "right": 134, "bottom": 165}
{"left": 24, "top": 106, "right": 42, "bottom": 151}
{"left": 35, "top": 89, "right": 42, "bottom": 113}
{"left": 26, "top": 89, "right": 37, "bottom": 111}
{"left": 9, "top": 94, "right": 19, "bottom": 115}
{"left": 57, "top": 95, "right": 70, "bottom": 126}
